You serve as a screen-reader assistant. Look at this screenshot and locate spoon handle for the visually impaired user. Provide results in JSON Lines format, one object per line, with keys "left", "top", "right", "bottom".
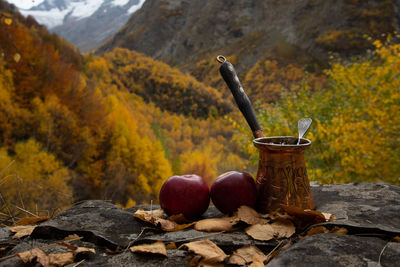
{"left": 218, "top": 57, "right": 264, "bottom": 138}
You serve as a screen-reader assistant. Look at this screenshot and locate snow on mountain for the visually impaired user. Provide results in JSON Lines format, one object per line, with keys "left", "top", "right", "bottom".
{"left": 6, "top": 0, "right": 146, "bottom": 52}
{"left": 6, "top": 0, "right": 44, "bottom": 9}
{"left": 12, "top": 0, "right": 143, "bottom": 29}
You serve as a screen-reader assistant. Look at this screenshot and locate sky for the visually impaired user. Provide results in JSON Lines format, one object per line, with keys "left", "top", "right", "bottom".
{"left": 6, "top": 0, "right": 44, "bottom": 9}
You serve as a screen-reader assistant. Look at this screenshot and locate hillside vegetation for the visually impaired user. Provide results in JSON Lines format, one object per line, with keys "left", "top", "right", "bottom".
{"left": 0, "top": 0, "right": 399, "bottom": 222}
{"left": 98, "top": 0, "right": 399, "bottom": 102}
{"left": 0, "top": 1, "right": 243, "bottom": 220}
{"left": 234, "top": 38, "right": 400, "bottom": 185}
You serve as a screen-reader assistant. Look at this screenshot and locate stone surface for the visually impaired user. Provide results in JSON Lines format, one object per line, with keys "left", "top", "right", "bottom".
{"left": 268, "top": 234, "right": 400, "bottom": 267}
{"left": 0, "top": 183, "right": 399, "bottom": 266}
{"left": 140, "top": 229, "right": 279, "bottom": 254}
{"left": 311, "top": 183, "right": 400, "bottom": 235}
{"left": 31, "top": 200, "right": 146, "bottom": 248}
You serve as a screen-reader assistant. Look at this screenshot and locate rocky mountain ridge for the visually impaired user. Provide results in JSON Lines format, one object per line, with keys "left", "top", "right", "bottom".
{"left": 97, "top": 0, "right": 400, "bottom": 73}
{"left": 11, "top": 0, "right": 146, "bottom": 52}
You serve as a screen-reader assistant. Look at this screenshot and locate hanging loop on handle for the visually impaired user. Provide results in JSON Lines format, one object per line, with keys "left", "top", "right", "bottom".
{"left": 217, "top": 56, "right": 264, "bottom": 138}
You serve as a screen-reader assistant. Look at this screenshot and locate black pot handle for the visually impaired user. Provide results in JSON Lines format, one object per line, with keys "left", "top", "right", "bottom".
{"left": 217, "top": 55, "right": 264, "bottom": 138}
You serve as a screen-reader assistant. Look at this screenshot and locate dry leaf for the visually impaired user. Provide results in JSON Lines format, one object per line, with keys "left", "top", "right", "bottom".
{"left": 135, "top": 208, "right": 164, "bottom": 218}
{"left": 306, "top": 226, "right": 329, "bottom": 236}
{"left": 74, "top": 247, "right": 96, "bottom": 255}
{"left": 130, "top": 241, "right": 167, "bottom": 257}
{"left": 13, "top": 53, "right": 20, "bottom": 63}
{"left": 228, "top": 245, "right": 268, "bottom": 265}
{"left": 330, "top": 226, "right": 347, "bottom": 235}
{"left": 48, "top": 252, "right": 75, "bottom": 266}
{"left": 189, "top": 255, "right": 202, "bottom": 266}
{"left": 166, "top": 242, "right": 177, "bottom": 249}
{"left": 306, "top": 226, "right": 348, "bottom": 236}
{"left": 64, "top": 234, "right": 82, "bottom": 241}
{"left": 270, "top": 220, "right": 296, "bottom": 238}
{"left": 194, "top": 217, "right": 234, "bottom": 232}
{"left": 4, "top": 18, "right": 12, "bottom": 25}
{"left": 234, "top": 206, "right": 263, "bottom": 225}
{"left": 168, "top": 213, "right": 189, "bottom": 224}
{"left": 393, "top": 236, "right": 400, "bottom": 243}
{"left": 321, "top": 212, "right": 336, "bottom": 221}
{"left": 57, "top": 242, "right": 78, "bottom": 251}
{"left": 16, "top": 246, "right": 94, "bottom": 267}
{"left": 198, "top": 260, "right": 225, "bottom": 267}
{"left": 106, "top": 246, "right": 121, "bottom": 254}
{"left": 249, "top": 261, "right": 264, "bottom": 267}
{"left": 16, "top": 216, "right": 50, "bottom": 225}
{"left": 134, "top": 208, "right": 194, "bottom": 231}
{"left": 281, "top": 205, "right": 326, "bottom": 228}
{"left": 17, "top": 248, "right": 49, "bottom": 266}
{"left": 9, "top": 225, "right": 36, "bottom": 239}
{"left": 179, "top": 239, "right": 227, "bottom": 263}
{"left": 261, "top": 210, "right": 293, "bottom": 222}
{"left": 245, "top": 224, "right": 275, "bottom": 241}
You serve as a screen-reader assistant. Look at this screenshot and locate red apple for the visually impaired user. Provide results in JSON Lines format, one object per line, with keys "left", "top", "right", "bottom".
{"left": 210, "top": 171, "right": 257, "bottom": 214}
{"left": 159, "top": 174, "right": 210, "bottom": 219}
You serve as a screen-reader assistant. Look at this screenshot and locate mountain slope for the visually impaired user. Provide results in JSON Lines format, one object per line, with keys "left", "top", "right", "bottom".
{"left": 15, "top": 0, "right": 146, "bottom": 52}
{"left": 97, "top": 0, "right": 400, "bottom": 95}
{"left": 0, "top": 0, "right": 241, "bottom": 209}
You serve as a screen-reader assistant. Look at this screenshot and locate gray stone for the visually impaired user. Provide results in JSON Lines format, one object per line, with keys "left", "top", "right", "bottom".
{"left": 1, "top": 183, "right": 400, "bottom": 266}
{"left": 141, "top": 229, "right": 279, "bottom": 254}
{"left": 311, "top": 183, "right": 400, "bottom": 235}
{"left": 32, "top": 200, "right": 146, "bottom": 248}
{"left": 0, "top": 228, "right": 11, "bottom": 243}
{"left": 0, "top": 238, "right": 99, "bottom": 267}
{"left": 268, "top": 233, "right": 400, "bottom": 267}
{"left": 103, "top": 249, "right": 191, "bottom": 267}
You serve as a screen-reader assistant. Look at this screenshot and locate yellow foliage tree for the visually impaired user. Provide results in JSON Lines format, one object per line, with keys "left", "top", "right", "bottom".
{"left": 234, "top": 39, "right": 400, "bottom": 185}
{"left": 0, "top": 139, "right": 73, "bottom": 214}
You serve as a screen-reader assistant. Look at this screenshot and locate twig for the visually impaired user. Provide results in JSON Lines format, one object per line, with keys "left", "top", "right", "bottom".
{"left": 266, "top": 240, "right": 284, "bottom": 258}
{"left": 378, "top": 242, "right": 389, "bottom": 266}
{"left": 0, "top": 160, "right": 15, "bottom": 177}
{"left": 124, "top": 227, "right": 153, "bottom": 252}
{"left": 14, "top": 205, "right": 39, "bottom": 218}
{"left": 18, "top": 191, "right": 25, "bottom": 211}
{"left": 72, "top": 259, "right": 85, "bottom": 267}
{"left": 174, "top": 231, "right": 226, "bottom": 243}
{"left": 0, "top": 192, "right": 15, "bottom": 224}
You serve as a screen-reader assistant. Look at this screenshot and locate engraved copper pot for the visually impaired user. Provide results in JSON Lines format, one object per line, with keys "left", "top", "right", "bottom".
{"left": 218, "top": 56, "right": 315, "bottom": 213}
{"left": 253, "top": 136, "right": 315, "bottom": 213}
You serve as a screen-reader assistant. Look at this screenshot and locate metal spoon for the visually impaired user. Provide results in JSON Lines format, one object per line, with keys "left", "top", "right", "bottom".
{"left": 297, "top": 118, "right": 312, "bottom": 145}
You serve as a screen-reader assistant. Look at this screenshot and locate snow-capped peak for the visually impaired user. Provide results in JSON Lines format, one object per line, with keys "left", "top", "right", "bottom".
{"left": 7, "top": 0, "right": 145, "bottom": 29}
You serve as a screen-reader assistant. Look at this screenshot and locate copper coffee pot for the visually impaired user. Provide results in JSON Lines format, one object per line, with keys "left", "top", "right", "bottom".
{"left": 217, "top": 55, "right": 315, "bottom": 213}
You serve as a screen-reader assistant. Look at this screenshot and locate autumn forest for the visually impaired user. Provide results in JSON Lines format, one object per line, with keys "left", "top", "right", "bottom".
{"left": 0, "top": 0, "right": 399, "bottom": 222}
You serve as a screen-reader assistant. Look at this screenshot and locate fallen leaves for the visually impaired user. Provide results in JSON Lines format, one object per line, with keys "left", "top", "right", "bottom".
{"left": 17, "top": 248, "right": 50, "bottom": 266}
{"left": 13, "top": 53, "right": 21, "bottom": 63}
{"left": 194, "top": 218, "right": 234, "bottom": 232}
{"left": 16, "top": 216, "right": 51, "bottom": 226}
{"left": 133, "top": 208, "right": 194, "bottom": 231}
{"left": 228, "top": 245, "right": 268, "bottom": 265}
{"left": 245, "top": 224, "right": 275, "bottom": 241}
{"left": 179, "top": 239, "right": 228, "bottom": 263}
{"left": 16, "top": 245, "right": 95, "bottom": 267}
{"left": 4, "top": 18, "right": 12, "bottom": 25}
{"left": 130, "top": 241, "right": 167, "bottom": 256}
{"left": 9, "top": 225, "right": 36, "bottom": 239}
{"left": 281, "top": 205, "right": 329, "bottom": 229}
{"left": 270, "top": 220, "right": 296, "bottom": 239}
{"left": 306, "top": 226, "right": 348, "bottom": 236}
{"left": 234, "top": 205, "right": 265, "bottom": 225}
